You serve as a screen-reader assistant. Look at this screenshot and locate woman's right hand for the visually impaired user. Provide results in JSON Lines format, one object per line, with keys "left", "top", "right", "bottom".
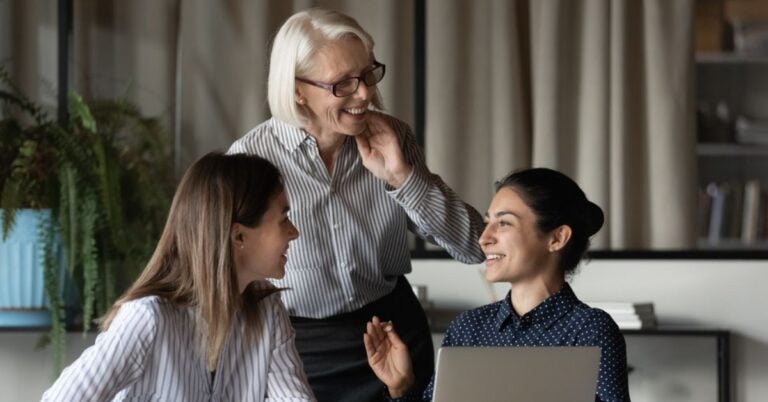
{"left": 364, "top": 315, "right": 415, "bottom": 398}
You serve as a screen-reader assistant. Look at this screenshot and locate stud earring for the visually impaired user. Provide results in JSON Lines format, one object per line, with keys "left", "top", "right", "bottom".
{"left": 297, "top": 98, "right": 305, "bottom": 105}
{"left": 239, "top": 244, "right": 244, "bottom": 249}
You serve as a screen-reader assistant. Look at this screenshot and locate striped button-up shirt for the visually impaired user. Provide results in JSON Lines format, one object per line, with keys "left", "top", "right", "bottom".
{"left": 228, "top": 116, "right": 485, "bottom": 318}
{"left": 41, "top": 282, "right": 315, "bottom": 402}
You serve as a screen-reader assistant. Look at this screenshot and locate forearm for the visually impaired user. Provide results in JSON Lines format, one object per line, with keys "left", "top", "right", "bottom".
{"left": 388, "top": 168, "right": 485, "bottom": 263}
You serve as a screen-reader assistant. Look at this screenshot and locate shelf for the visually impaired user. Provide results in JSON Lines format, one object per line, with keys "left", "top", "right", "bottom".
{"left": 697, "top": 143, "right": 768, "bottom": 156}
{"left": 697, "top": 238, "right": 768, "bottom": 250}
{"left": 696, "top": 52, "right": 768, "bottom": 64}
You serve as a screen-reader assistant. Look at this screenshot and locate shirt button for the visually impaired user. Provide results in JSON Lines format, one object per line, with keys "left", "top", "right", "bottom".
{"left": 332, "top": 223, "right": 339, "bottom": 230}
{"left": 348, "top": 297, "right": 354, "bottom": 302}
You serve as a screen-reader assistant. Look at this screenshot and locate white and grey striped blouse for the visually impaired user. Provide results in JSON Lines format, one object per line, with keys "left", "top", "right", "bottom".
{"left": 41, "top": 283, "right": 316, "bottom": 402}
{"left": 228, "top": 116, "right": 485, "bottom": 318}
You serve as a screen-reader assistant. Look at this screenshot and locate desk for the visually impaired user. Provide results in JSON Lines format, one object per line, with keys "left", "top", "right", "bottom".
{"left": 622, "top": 329, "right": 730, "bottom": 402}
{"left": 427, "top": 309, "right": 730, "bottom": 402}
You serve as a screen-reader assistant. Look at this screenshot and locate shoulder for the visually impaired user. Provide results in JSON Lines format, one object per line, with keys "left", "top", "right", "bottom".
{"left": 446, "top": 300, "right": 503, "bottom": 334}
{"left": 570, "top": 303, "right": 625, "bottom": 345}
{"left": 113, "top": 296, "right": 184, "bottom": 328}
{"left": 229, "top": 118, "right": 281, "bottom": 152}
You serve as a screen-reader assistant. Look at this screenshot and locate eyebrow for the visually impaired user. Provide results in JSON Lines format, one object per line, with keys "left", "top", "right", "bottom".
{"left": 331, "top": 63, "right": 377, "bottom": 82}
{"left": 484, "top": 211, "right": 520, "bottom": 219}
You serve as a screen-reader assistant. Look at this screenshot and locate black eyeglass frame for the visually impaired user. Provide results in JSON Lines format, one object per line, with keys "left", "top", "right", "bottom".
{"left": 295, "top": 61, "right": 386, "bottom": 97}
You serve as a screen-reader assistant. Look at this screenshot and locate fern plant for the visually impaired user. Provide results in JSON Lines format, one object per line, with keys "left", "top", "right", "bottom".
{"left": 0, "top": 65, "right": 174, "bottom": 373}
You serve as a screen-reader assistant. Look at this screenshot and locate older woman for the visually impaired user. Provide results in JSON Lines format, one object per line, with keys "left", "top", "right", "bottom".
{"left": 365, "top": 168, "right": 631, "bottom": 402}
{"left": 227, "top": 8, "right": 485, "bottom": 402}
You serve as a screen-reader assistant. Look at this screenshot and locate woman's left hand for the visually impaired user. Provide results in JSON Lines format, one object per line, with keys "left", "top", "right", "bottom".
{"left": 355, "top": 112, "right": 413, "bottom": 188}
{"left": 364, "top": 316, "right": 415, "bottom": 398}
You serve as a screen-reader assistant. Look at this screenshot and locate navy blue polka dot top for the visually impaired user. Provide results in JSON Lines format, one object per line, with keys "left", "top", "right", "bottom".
{"left": 390, "top": 283, "right": 631, "bottom": 402}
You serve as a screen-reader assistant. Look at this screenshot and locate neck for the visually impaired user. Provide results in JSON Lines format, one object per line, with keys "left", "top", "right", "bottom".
{"left": 509, "top": 273, "right": 565, "bottom": 317}
{"left": 304, "top": 124, "right": 346, "bottom": 171}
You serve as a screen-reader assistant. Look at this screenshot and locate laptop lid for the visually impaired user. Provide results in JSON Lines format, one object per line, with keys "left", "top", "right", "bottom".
{"left": 432, "top": 346, "right": 601, "bottom": 402}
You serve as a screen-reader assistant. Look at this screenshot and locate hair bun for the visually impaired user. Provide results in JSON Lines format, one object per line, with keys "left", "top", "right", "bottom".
{"left": 582, "top": 201, "right": 604, "bottom": 236}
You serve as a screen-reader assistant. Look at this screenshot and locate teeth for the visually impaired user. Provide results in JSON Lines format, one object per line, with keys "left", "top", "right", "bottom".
{"left": 486, "top": 254, "right": 504, "bottom": 260}
{"left": 345, "top": 107, "right": 367, "bottom": 115}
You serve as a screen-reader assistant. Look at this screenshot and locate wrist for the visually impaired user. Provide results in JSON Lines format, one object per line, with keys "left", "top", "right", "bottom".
{"left": 387, "top": 165, "right": 413, "bottom": 189}
{"left": 387, "top": 373, "right": 415, "bottom": 398}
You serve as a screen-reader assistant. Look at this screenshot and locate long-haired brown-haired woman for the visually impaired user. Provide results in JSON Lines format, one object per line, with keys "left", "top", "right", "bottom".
{"left": 43, "top": 152, "right": 315, "bottom": 402}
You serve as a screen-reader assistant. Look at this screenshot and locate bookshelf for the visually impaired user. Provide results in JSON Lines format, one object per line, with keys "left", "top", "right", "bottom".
{"left": 696, "top": 54, "right": 768, "bottom": 251}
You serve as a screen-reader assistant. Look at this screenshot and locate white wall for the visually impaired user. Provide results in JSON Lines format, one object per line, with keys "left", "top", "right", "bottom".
{"left": 1, "top": 259, "right": 765, "bottom": 401}
{"left": 407, "top": 258, "right": 768, "bottom": 402}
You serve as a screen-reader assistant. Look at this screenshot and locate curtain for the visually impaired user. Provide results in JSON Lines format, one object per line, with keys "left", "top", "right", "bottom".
{"left": 4, "top": 0, "right": 696, "bottom": 250}
{"left": 70, "top": 0, "right": 414, "bottom": 172}
{"left": 425, "top": 0, "right": 697, "bottom": 249}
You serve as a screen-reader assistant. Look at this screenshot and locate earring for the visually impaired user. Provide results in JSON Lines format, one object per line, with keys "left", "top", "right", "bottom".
{"left": 239, "top": 244, "right": 244, "bottom": 249}
{"left": 297, "top": 98, "right": 305, "bottom": 105}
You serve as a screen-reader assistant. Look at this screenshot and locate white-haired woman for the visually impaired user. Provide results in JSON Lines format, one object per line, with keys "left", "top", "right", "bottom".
{"left": 227, "top": 8, "right": 485, "bottom": 402}
{"left": 42, "top": 153, "right": 315, "bottom": 401}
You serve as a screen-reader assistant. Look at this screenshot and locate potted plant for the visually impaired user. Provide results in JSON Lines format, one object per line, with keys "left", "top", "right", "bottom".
{"left": 0, "top": 65, "right": 174, "bottom": 373}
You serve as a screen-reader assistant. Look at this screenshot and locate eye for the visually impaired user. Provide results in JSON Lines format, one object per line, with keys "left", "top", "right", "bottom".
{"left": 498, "top": 220, "right": 511, "bottom": 227}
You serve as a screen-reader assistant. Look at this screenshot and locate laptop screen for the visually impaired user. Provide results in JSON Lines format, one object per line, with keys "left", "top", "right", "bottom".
{"left": 432, "top": 346, "right": 601, "bottom": 402}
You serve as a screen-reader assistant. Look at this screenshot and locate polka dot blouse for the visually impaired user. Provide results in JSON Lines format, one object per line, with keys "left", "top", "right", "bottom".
{"left": 390, "top": 283, "right": 630, "bottom": 402}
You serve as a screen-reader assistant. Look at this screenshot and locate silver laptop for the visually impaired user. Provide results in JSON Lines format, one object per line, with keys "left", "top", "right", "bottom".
{"left": 432, "top": 346, "right": 601, "bottom": 402}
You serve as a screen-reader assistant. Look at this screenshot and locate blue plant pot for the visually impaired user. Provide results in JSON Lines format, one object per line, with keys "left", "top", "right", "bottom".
{"left": 0, "top": 209, "right": 64, "bottom": 327}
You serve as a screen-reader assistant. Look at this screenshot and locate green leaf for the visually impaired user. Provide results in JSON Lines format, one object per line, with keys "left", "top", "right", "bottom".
{"left": 68, "top": 92, "right": 97, "bottom": 132}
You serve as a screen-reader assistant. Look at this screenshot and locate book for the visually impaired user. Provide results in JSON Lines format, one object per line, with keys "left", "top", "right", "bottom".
{"left": 742, "top": 180, "right": 761, "bottom": 242}
{"left": 607, "top": 313, "right": 658, "bottom": 330}
{"left": 588, "top": 302, "right": 655, "bottom": 316}
{"left": 706, "top": 182, "right": 727, "bottom": 243}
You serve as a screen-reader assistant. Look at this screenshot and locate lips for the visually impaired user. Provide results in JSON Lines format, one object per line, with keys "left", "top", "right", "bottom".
{"left": 484, "top": 253, "right": 506, "bottom": 264}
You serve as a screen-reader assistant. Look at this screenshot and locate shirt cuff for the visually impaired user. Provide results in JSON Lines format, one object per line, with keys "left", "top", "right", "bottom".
{"left": 386, "top": 167, "right": 430, "bottom": 210}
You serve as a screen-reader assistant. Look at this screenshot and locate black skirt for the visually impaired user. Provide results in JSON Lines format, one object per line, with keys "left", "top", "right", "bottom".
{"left": 290, "top": 276, "right": 434, "bottom": 402}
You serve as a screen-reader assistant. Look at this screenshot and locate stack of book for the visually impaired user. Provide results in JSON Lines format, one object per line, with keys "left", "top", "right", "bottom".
{"left": 588, "top": 302, "right": 657, "bottom": 330}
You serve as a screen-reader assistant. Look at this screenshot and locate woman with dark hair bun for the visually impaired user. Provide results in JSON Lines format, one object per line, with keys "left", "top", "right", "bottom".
{"left": 364, "top": 168, "right": 630, "bottom": 402}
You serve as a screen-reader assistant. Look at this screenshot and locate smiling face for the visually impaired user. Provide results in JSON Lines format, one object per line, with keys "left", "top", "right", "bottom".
{"left": 295, "top": 37, "right": 376, "bottom": 139}
{"left": 232, "top": 190, "right": 298, "bottom": 291}
{"left": 479, "top": 187, "right": 560, "bottom": 285}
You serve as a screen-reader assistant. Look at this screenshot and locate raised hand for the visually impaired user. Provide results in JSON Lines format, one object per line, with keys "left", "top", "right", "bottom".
{"left": 363, "top": 316, "right": 415, "bottom": 398}
{"left": 355, "top": 112, "right": 413, "bottom": 188}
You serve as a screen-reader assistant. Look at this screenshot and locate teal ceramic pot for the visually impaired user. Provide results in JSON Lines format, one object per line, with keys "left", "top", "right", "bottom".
{"left": 0, "top": 209, "right": 63, "bottom": 327}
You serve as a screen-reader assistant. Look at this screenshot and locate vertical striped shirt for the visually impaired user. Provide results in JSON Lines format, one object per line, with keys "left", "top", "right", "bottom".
{"left": 41, "top": 282, "right": 316, "bottom": 402}
{"left": 228, "top": 116, "right": 485, "bottom": 318}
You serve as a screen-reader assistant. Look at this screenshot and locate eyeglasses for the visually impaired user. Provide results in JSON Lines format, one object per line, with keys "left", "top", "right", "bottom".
{"left": 296, "top": 61, "right": 385, "bottom": 97}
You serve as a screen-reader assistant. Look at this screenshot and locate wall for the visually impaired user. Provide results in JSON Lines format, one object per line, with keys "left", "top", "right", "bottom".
{"left": 1, "top": 259, "right": 764, "bottom": 401}
{"left": 407, "top": 258, "right": 767, "bottom": 402}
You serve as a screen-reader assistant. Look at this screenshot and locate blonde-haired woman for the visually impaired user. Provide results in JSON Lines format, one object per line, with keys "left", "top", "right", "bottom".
{"left": 41, "top": 152, "right": 315, "bottom": 401}
{"left": 229, "top": 8, "right": 484, "bottom": 401}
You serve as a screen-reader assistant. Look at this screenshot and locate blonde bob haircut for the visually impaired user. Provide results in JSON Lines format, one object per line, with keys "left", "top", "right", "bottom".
{"left": 268, "top": 8, "right": 385, "bottom": 128}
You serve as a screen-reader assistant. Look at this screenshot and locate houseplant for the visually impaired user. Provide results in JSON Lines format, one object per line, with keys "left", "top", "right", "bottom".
{"left": 0, "top": 65, "right": 174, "bottom": 373}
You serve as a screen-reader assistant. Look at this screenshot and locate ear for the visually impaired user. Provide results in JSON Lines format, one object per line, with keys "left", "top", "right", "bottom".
{"left": 548, "top": 225, "right": 572, "bottom": 252}
{"left": 295, "top": 86, "right": 306, "bottom": 105}
{"left": 231, "top": 223, "right": 245, "bottom": 250}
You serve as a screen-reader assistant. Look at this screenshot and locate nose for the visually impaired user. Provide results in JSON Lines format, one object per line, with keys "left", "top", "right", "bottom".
{"left": 354, "top": 78, "right": 372, "bottom": 100}
{"left": 478, "top": 224, "right": 494, "bottom": 247}
{"left": 289, "top": 220, "right": 300, "bottom": 240}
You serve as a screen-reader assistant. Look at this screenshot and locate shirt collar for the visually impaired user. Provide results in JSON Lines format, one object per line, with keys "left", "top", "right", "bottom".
{"left": 270, "top": 118, "right": 313, "bottom": 152}
{"left": 494, "top": 282, "right": 579, "bottom": 331}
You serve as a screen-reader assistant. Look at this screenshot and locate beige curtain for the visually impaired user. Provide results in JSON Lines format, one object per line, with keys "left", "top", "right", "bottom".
{"left": 70, "top": 0, "right": 414, "bottom": 172}
{"left": 426, "top": 0, "right": 697, "bottom": 249}
{"left": 5, "top": 0, "right": 696, "bottom": 250}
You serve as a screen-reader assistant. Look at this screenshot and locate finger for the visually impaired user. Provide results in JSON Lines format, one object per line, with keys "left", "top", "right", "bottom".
{"left": 363, "top": 333, "right": 376, "bottom": 358}
{"left": 366, "top": 115, "right": 388, "bottom": 136}
{"left": 368, "top": 317, "right": 386, "bottom": 344}
{"left": 355, "top": 132, "right": 371, "bottom": 156}
{"left": 385, "top": 325, "right": 407, "bottom": 348}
